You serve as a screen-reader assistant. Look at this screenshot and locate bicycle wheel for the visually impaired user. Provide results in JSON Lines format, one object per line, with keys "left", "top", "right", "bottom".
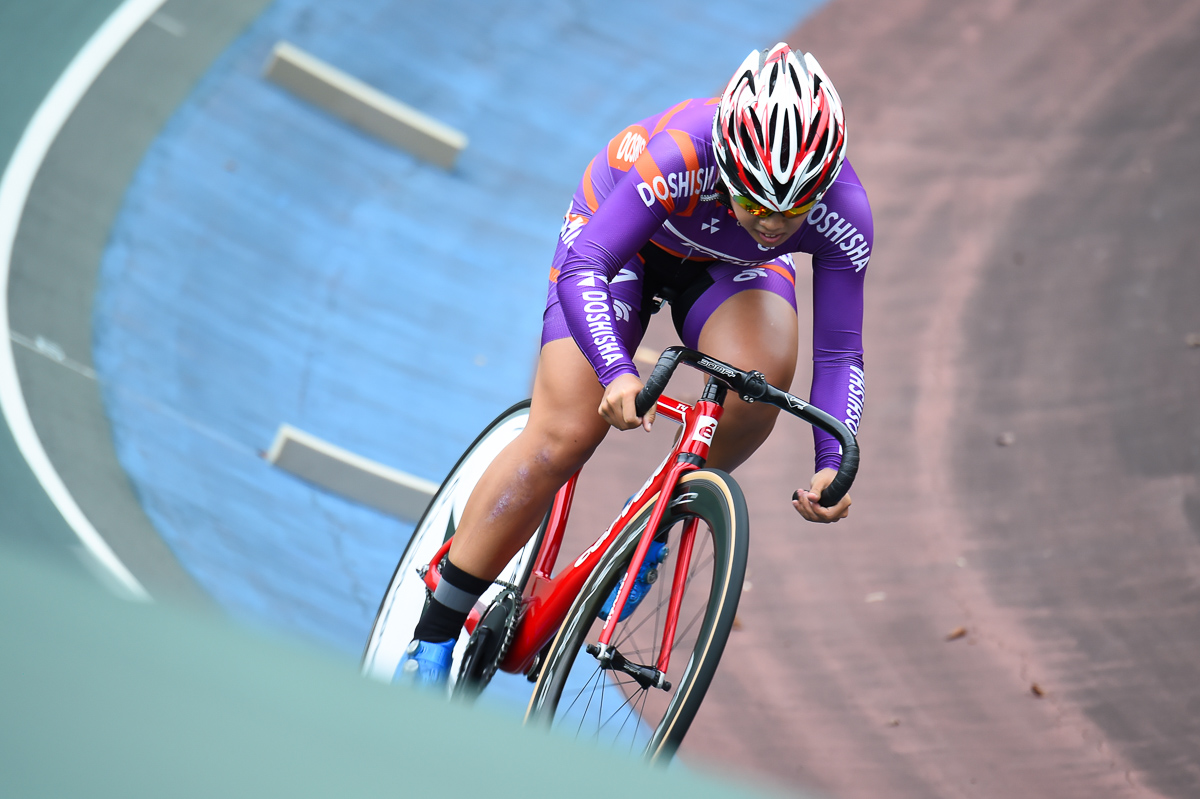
{"left": 525, "top": 469, "right": 748, "bottom": 764}
{"left": 361, "top": 400, "right": 544, "bottom": 688}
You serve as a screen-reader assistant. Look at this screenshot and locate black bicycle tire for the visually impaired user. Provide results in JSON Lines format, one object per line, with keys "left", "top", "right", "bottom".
{"left": 524, "top": 469, "right": 748, "bottom": 763}
{"left": 360, "top": 400, "right": 544, "bottom": 671}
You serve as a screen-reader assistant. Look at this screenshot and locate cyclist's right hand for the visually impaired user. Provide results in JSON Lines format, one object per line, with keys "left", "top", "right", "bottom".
{"left": 599, "top": 373, "right": 655, "bottom": 432}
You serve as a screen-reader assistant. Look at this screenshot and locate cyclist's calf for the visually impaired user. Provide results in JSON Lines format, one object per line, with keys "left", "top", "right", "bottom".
{"left": 447, "top": 421, "right": 601, "bottom": 580}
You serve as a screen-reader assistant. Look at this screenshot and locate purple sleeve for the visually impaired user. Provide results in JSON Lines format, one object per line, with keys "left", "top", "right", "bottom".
{"left": 806, "top": 179, "right": 872, "bottom": 472}
{"left": 556, "top": 139, "right": 685, "bottom": 385}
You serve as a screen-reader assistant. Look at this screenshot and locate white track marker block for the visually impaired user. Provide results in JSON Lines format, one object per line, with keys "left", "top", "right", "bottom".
{"left": 266, "top": 424, "right": 438, "bottom": 522}
{"left": 263, "top": 41, "right": 467, "bottom": 168}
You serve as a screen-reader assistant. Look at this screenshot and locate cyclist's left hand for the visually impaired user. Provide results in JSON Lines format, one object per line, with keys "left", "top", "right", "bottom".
{"left": 599, "top": 373, "right": 655, "bottom": 432}
{"left": 792, "top": 467, "right": 851, "bottom": 523}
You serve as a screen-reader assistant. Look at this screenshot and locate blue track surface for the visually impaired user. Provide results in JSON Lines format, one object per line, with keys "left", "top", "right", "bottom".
{"left": 94, "top": 0, "right": 823, "bottom": 673}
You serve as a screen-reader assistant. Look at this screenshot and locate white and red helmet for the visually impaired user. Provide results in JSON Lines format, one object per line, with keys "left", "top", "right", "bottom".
{"left": 713, "top": 44, "right": 846, "bottom": 212}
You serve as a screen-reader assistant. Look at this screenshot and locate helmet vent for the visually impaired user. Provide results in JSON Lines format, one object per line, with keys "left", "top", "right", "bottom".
{"left": 738, "top": 123, "right": 761, "bottom": 169}
{"left": 779, "top": 114, "right": 791, "bottom": 172}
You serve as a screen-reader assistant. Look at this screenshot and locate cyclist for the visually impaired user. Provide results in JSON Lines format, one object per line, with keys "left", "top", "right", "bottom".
{"left": 402, "top": 43, "right": 871, "bottom": 685}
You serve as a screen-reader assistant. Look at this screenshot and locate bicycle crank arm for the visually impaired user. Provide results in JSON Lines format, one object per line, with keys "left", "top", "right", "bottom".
{"left": 586, "top": 643, "right": 672, "bottom": 691}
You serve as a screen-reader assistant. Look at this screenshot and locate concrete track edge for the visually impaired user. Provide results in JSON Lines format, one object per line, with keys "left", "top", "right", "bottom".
{"left": 0, "top": 0, "right": 166, "bottom": 600}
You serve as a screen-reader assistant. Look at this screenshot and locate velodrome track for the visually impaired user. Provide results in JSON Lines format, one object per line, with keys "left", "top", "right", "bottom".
{"left": 2, "top": 1, "right": 1199, "bottom": 797}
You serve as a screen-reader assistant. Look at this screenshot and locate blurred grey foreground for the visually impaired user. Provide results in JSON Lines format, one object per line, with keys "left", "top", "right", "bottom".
{"left": 0, "top": 543, "right": 796, "bottom": 799}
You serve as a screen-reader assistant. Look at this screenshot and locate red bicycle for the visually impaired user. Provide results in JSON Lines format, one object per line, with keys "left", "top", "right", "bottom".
{"left": 362, "top": 346, "right": 858, "bottom": 762}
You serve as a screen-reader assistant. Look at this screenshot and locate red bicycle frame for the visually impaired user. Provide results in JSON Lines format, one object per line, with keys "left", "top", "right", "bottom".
{"left": 419, "top": 389, "right": 724, "bottom": 677}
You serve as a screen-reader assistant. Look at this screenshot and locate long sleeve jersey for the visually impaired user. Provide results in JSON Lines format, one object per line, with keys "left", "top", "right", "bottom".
{"left": 557, "top": 98, "right": 871, "bottom": 470}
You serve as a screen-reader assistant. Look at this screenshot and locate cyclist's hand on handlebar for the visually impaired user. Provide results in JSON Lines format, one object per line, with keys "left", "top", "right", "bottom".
{"left": 792, "top": 467, "right": 851, "bottom": 523}
{"left": 599, "top": 373, "right": 655, "bottom": 432}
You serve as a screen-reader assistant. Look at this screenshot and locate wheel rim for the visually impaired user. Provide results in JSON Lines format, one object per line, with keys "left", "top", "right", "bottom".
{"left": 361, "top": 402, "right": 538, "bottom": 682}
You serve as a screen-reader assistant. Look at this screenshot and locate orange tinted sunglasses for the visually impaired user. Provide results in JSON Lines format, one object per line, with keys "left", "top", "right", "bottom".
{"left": 731, "top": 193, "right": 815, "bottom": 219}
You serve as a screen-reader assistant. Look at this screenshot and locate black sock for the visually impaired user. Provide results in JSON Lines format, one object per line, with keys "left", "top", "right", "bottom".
{"left": 412, "top": 559, "right": 491, "bottom": 643}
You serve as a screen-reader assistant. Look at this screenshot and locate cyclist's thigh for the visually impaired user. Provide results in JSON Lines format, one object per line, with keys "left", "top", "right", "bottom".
{"left": 680, "top": 259, "right": 800, "bottom": 381}
{"left": 519, "top": 338, "right": 612, "bottom": 469}
{"left": 533, "top": 240, "right": 651, "bottom": 462}
{"left": 677, "top": 260, "right": 799, "bottom": 470}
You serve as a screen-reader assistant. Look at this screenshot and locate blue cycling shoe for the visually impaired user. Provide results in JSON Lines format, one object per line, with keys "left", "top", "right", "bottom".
{"left": 599, "top": 540, "right": 668, "bottom": 622}
{"left": 398, "top": 638, "right": 455, "bottom": 689}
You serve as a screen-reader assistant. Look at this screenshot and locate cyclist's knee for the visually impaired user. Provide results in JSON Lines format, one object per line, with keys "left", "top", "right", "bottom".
{"left": 520, "top": 418, "right": 605, "bottom": 478}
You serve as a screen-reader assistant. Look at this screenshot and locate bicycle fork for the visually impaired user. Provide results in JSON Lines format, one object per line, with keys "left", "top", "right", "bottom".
{"left": 590, "top": 379, "right": 727, "bottom": 691}
{"left": 588, "top": 514, "right": 701, "bottom": 692}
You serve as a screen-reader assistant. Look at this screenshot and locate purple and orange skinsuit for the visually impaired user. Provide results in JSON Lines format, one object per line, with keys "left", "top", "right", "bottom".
{"left": 542, "top": 98, "right": 872, "bottom": 471}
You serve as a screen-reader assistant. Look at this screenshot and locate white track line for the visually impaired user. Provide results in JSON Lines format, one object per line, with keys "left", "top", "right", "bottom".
{"left": 0, "top": 0, "right": 170, "bottom": 601}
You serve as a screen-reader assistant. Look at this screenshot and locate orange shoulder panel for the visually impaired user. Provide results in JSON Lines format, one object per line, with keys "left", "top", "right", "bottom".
{"left": 633, "top": 147, "right": 675, "bottom": 215}
{"left": 665, "top": 129, "right": 702, "bottom": 216}
{"left": 649, "top": 98, "right": 692, "bottom": 137}
{"left": 606, "top": 124, "right": 649, "bottom": 172}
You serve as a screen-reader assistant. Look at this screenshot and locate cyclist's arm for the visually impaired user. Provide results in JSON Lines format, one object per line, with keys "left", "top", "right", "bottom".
{"left": 556, "top": 135, "right": 689, "bottom": 387}
{"left": 807, "top": 181, "right": 872, "bottom": 473}
{"left": 810, "top": 264, "right": 867, "bottom": 471}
